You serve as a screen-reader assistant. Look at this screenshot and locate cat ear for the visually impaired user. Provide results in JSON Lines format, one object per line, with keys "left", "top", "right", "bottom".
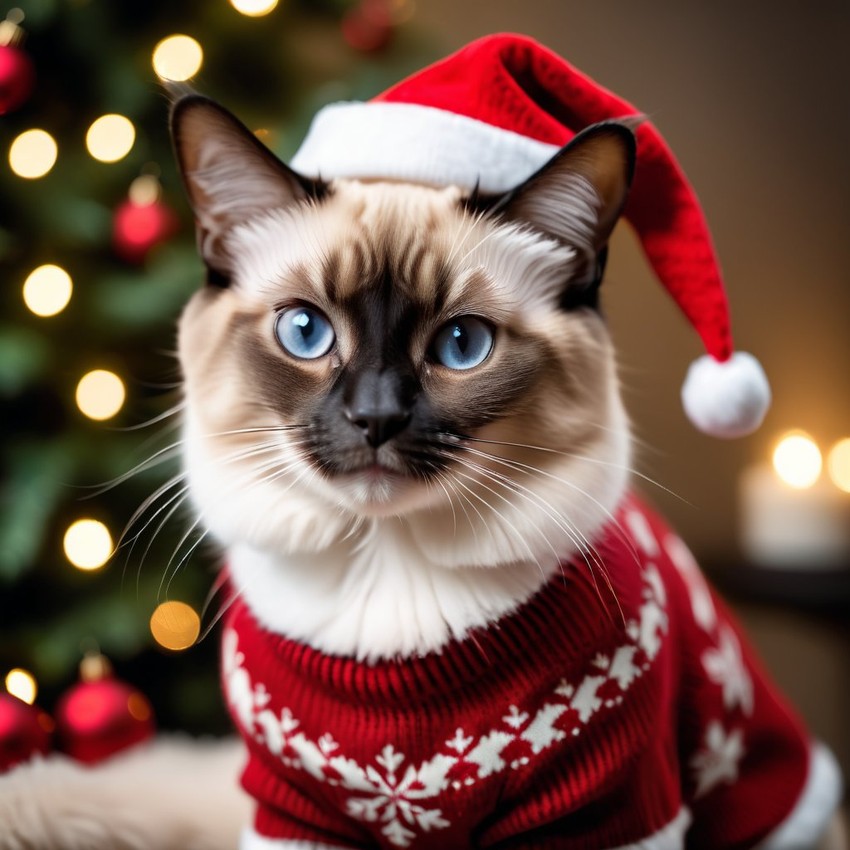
{"left": 170, "top": 94, "right": 327, "bottom": 284}
{"left": 473, "top": 122, "right": 636, "bottom": 289}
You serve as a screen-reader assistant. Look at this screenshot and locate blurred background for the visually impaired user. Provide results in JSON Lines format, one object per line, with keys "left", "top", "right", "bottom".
{"left": 1, "top": 0, "right": 847, "bottom": 783}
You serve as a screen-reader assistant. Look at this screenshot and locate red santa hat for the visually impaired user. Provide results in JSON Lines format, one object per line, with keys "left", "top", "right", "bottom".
{"left": 291, "top": 34, "right": 770, "bottom": 438}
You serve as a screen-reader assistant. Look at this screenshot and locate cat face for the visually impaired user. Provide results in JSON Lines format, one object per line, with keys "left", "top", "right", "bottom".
{"left": 171, "top": 97, "right": 635, "bottom": 568}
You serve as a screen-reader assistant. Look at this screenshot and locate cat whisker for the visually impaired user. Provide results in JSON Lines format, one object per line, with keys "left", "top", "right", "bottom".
{"left": 118, "top": 475, "right": 190, "bottom": 554}
{"left": 427, "top": 429, "right": 622, "bottom": 607}
{"left": 432, "top": 468, "right": 483, "bottom": 552}
{"left": 454, "top": 452, "right": 623, "bottom": 622}
{"left": 445, "top": 465, "right": 549, "bottom": 581}
{"left": 162, "top": 525, "right": 210, "bottom": 601}
{"left": 114, "top": 399, "right": 186, "bottom": 432}
{"left": 83, "top": 441, "right": 184, "bottom": 498}
{"left": 197, "top": 584, "right": 242, "bottom": 644}
{"left": 461, "top": 435, "right": 688, "bottom": 504}
{"left": 458, "top": 442, "right": 641, "bottom": 574}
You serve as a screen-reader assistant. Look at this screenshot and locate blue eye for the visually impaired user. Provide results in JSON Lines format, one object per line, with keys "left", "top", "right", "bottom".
{"left": 275, "top": 306, "right": 335, "bottom": 360}
{"left": 432, "top": 316, "right": 494, "bottom": 370}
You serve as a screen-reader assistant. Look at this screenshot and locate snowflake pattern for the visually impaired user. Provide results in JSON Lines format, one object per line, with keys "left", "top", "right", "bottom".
{"left": 690, "top": 721, "right": 745, "bottom": 798}
{"left": 225, "top": 506, "right": 760, "bottom": 846}
{"left": 702, "top": 625, "right": 754, "bottom": 716}
{"left": 223, "top": 534, "right": 670, "bottom": 848}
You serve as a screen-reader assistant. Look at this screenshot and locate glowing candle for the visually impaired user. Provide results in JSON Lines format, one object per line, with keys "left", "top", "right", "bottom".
{"left": 740, "top": 432, "right": 850, "bottom": 568}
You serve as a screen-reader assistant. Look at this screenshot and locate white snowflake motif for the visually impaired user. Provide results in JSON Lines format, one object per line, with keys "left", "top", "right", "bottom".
{"left": 343, "top": 745, "right": 455, "bottom": 847}
{"left": 445, "top": 728, "right": 473, "bottom": 754}
{"left": 690, "top": 721, "right": 745, "bottom": 798}
{"left": 502, "top": 705, "right": 529, "bottom": 729}
{"left": 702, "top": 625, "right": 754, "bottom": 716}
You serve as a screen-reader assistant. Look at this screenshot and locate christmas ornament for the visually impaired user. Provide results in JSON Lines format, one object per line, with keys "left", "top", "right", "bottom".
{"left": 0, "top": 692, "right": 52, "bottom": 772}
{"left": 0, "top": 9, "right": 35, "bottom": 115}
{"left": 54, "top": 650, "right": 155, "bottom": 765}
{"left": 341, "top": 0, "right": 395, "bottom": 53}
{"left": 112, "top": 174, "right": 179, "bottom": 264}
{"left": 291, "top": 33, "right": 771, "bottom": 438}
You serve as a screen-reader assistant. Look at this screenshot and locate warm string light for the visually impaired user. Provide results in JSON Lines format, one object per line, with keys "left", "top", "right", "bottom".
{"left": 150, "top": 601, "right": 201, "bottom": 651}
{"left": 75, "top": 369, "right": 125, "bottom": 420}
{"left": 229, "top": 0, "right": 279, "bottom": 16}
{"left": 63, "top": 519, "right": 113, "bottom": 571}
{"left": 22, "top": 264, "right": 72, "bottom": 317}
{"left": 8, "top": 129, "right": 57, "bottom": 178}
{"left": 152, "top": 34, "right": 203, "bottom": 81}
{"left": 128, "top": 174, "right": 160, "bottom": 205}
{"left": 5, "top": 668, "right": 37, "bottom": 705}
{"left": 85, "top": 114, "right": 135, "bottom": 163}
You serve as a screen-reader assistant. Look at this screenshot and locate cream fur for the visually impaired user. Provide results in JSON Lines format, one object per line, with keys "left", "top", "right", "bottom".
{"left": 179, "top": 178, "right": 631, "bottom": 661}
{"left": 0, "top": 736, "right": 249, "bottom": 850}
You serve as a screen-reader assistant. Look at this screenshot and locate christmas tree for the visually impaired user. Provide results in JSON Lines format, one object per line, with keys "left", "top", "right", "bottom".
{"left": 0, "top": 0, "right": 432, "bottom": 738}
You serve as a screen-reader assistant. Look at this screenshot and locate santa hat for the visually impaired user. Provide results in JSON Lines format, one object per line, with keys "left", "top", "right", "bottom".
{"left": 291, "top": 34, "right": 770, "bottom": 438}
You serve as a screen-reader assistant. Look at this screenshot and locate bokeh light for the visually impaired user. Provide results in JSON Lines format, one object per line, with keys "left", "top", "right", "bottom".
{"left": 128, "top": 174, "right": 160, "bottom": 205}
{"left": 63, "top": 519, "right": 113, "bottom": 571}
{"left": 75, "top": 369, "right": 125, "bottom": 420}
{"left": 152, "top": 34, "right": 203, "bottom": 81}
{"left": 230, "top": 0, "right": 279, "bottom": 16}
{"left": 22, "top": 264, "right": 73, "bottom": 317}
{"left": 150, "top": 601, "right": 201, "bottom": 651}
{"left": 827, "top": 438, "right": 850, "bottom": 494}
{"left": 5, "top": 669, "right": 37, "bottom": 705}
{"left": 8, "top": 129, "right": 58, "bottom": 178}
{"left": 772, "top": 432, "right": 822, "bottom": 489}
{"left": 85, "top": 114, "right": 136, "bottom": 163}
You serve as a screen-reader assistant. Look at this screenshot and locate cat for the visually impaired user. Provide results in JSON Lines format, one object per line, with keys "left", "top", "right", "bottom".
{"left": 165, "top": 91, "right": 845, "bottom": 850}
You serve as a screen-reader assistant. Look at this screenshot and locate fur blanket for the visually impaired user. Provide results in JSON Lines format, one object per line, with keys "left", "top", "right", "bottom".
{"left": 0, "top": 737, "right": 249, "bottom": 850}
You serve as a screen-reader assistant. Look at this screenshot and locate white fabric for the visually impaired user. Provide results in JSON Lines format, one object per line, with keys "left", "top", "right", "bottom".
{"left": 758, "top": 743, "right": 844, "bottom": 849}
{"left": 241, "top": 833, "right": 344, "bottom": 850}
{"left": 290, "top": 101, "right": 560, "bottom": 193}
{"left": 680, "top": 351, "right": 771, "bottom": 438}
{"left": 241, "top": 808, "right": 692, "bottom": 850}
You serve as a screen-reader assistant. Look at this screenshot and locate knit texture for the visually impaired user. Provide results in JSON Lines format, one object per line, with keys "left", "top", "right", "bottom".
{"left": 222, "top": 494, "right": 826, "bottom": 848}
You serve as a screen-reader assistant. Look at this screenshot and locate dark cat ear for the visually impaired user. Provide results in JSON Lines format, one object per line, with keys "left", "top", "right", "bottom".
{"left": 170, "top": 94, "right": 327, "bottom": 285}
{"left": 467, "top": 122, "right": 636, "bottom": 297}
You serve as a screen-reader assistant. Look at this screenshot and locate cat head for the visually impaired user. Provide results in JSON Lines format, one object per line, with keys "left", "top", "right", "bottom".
{"left": 170, "top": 95, "right": 635, "bottom": 568}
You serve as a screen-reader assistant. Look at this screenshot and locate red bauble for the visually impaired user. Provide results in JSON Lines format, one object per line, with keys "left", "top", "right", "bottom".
{"left": 341, "top": 0, "right": 395, "bottom": 53}
{"left": 0, "top": 693, "right": 52, "bottom": 772}
{"left": 0, "top": 43, "right": 35, "bottom": 115}
{"left": 54, "top": 654, "right": 155, "bottom": 765}
{"left": 112, "top": 197, "right": 179, "bottom": 264}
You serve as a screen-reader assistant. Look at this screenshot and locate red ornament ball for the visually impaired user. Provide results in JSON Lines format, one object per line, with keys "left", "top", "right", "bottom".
{"left": 54, "top": 656, "right": 155, "bottom": 765}
{"left": 341, "top": 0, "right": 395, "bottom": 53}
{"left": 0, "top": 693, "right": 52, "bottom": 772}
{"left": 0, "top": 43, "right": 35, "bottom": 115}
{"left": 112, "top": 197, "right": 179, "bottom": 264}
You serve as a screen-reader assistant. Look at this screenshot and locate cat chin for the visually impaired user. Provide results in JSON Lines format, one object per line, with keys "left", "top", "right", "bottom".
{"left": 317, "top": 468, "right": 443, "bottom": 519}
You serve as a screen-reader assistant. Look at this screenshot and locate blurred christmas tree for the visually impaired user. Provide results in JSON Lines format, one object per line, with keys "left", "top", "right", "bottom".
{"left": 0, "top": 0, "right": 432, "bottom": 735}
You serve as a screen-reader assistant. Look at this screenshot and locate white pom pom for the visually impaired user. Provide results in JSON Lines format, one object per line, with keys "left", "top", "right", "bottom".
{"left": 681, "top": 352, "right": 771, "bottom": 438}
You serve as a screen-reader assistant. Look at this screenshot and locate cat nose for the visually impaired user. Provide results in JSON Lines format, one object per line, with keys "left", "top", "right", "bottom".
{"left": 343, "top": 369, "right": 415, "bottom": 448}
{"left": 346, "top": 408, "right": 411, "bottom": 448}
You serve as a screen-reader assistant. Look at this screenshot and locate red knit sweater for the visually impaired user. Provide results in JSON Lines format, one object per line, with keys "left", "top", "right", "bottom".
{"left": 223, "top": 494, "right": 827, "bottom": 849}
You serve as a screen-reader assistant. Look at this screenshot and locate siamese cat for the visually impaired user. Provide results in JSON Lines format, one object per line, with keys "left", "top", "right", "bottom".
{"left": 163, "top": 95, "right": 845, "bottom": 850}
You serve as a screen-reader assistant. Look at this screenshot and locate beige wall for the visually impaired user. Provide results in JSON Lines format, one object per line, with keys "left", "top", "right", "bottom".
{"left": 413, "top": 1, "right": 850, "bottom": 560}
